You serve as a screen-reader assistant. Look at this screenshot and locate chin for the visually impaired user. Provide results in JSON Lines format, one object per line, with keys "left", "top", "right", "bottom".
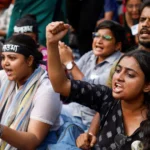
{"left": 95, "top": 53, "right": 102, "bottom": 57}
{"left": 131, "top": 15, "right": 139, "bottom": 20}
{"left": 93, "top": 51, "right": 102, "bottom": 57}
{"left": 112, "top": 92, "right": 124, "bottom": 100}
{"left": 7, "top": 77, "right": 15, "bottom": 81}
{"left": 139, "top": 40, "right": 150, "bottom": 48}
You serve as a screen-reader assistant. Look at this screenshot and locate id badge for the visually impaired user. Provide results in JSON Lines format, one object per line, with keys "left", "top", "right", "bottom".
{"left": 131, "top": 24, "right": 138, "bottom": 35}
{"left": 90, "top": 74, "right": 99, "bottom": 80}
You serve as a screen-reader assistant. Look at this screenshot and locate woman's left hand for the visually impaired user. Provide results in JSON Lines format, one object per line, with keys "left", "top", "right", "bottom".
{"left": 58, "top": 41, "right": 74, "bottom": 65}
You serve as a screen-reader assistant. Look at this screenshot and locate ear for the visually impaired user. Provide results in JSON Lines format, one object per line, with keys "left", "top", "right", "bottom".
{"left": 115, "top": 42, "right": 122, "bottom": 51}
{"left": 27, "top": 55, "right": 34, "bottom": 67}
{"left": 143, "top": 82, "right": 150, "bottom": 93}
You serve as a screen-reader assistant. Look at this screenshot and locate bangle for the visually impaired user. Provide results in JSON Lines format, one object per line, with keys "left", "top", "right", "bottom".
{"left": 0, "top": 124, "right": 4, "bottom": 138}
{"left": 88, "top": 132, "right": 95, "bottom": 136}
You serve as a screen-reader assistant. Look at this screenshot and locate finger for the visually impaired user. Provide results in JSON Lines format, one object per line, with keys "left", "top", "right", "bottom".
{"left": 58, "top": 41, "right": 63, "bottom": 47}
{"left": 47, "top": 22, "right": 63, "bottom": 34}
{"left": 76, "top": 133, "right": 89, "bottom": 148}
{"left": 46, "top": 22, "right": 60, "bottom": 32}
{"left": 82, "top": 145, "right": 91, "bottom": 150}
{"left": 59, "top": 42, "right": 66, "bottom": 50}
{"left": 90, "top": 136, "right": 97, "bottom": 147}
{"left": 76, "top": 137, "right": 82, "bottom": 148}
{"left": 78, "top": 141, "right": 90, "bottom": 150}
{"left": 66, "top": 45, "right": 72, "bottom": 52}
{"left": 52, "top": 23, "right": 69, "bottom": 34}
{"left": 52, "top": 23, "right": 63, "bottom": 34}
{"left": 58, "top": 41, "right": 62, "bottom": 45}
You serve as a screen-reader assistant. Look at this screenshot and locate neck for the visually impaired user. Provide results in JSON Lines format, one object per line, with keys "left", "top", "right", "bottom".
{"left": 17, "top": 69, "right": 34, "bottom": 88}
{"left": 97, "top": 56, "right": 106, "bottom": 64}
{"left": 97, "top": 52, "right": 116, "bottom": 64}
{"left": 121, "top": 95, "right": 146, "bottom": 113}
{"left": 138, "top": 44, "right": 150, "bottom": 52}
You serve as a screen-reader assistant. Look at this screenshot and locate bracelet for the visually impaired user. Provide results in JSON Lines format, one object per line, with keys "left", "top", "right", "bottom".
{"left": 0, "top": 124, "right": 4, "bottom": 138}
{"left": 88, "top": 132, "right": 95, "bottom": 136}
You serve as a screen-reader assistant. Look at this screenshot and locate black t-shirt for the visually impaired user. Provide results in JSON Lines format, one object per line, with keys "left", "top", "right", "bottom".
{"left": 62, "top": 80, "right": 144, "bottom": 150}
{"left": 119, "top": 14, "right": 138, "bottom": 52}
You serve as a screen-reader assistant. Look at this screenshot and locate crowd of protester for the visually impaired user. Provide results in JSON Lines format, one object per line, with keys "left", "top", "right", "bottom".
{"left": 0, "top": 0, "right": 150, "bottom": 150}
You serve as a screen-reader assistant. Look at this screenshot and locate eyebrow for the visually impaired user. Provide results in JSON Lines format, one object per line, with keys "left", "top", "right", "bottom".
{"left": 140, "top": 16, "right": 150, "bottom": 20}
{"left": 117, "top": 64, "right": 138, "bottom": 74}
{"left": 1, "top": 53, "right": 17, "bottom": 57}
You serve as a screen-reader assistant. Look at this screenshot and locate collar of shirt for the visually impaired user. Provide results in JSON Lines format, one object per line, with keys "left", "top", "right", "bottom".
{"left": 90, "top": 51, "right": 122, "bottom": 67}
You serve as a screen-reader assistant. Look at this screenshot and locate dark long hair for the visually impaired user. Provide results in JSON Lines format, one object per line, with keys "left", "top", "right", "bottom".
{"left": 117, "top": 49, "right": 150, "bottom": 150}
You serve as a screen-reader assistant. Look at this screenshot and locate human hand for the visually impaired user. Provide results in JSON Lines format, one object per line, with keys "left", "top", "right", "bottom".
{"left": 46, "top": 21, "right": 69, "bottom": 45}
{"left": 58, "top": 41, "right": 74, "bottom": 65}
{"left": 76, "top": 132, "right": 97, "bottom": 150}
{"left": 96, "top": 19, "right": 105, "bottom": 27}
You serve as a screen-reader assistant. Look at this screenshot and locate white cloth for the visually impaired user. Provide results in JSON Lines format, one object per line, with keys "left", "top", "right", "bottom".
{"left": 0, "top": 4, "right": 14, "bottom": 39}
{"left": 0, "top": 70, "right": 62, "bottom": 131}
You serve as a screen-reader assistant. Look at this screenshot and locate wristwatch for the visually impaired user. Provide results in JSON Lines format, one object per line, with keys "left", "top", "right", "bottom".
{"left": 65, "top": 61, "right": 76, "bottom": 70}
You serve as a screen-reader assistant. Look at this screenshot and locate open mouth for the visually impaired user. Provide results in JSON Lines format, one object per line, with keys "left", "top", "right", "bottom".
{"left": 5, "top": 68, "right": 13, "bottom": 76}
{"left": 113, "top": 82, "right": 123, "bottom": 93}
{"left": 139, "top": 29, "right": 150, "bottom": 39}
{"left": 95, "top": 45, "right": 103, "bottom": 51}
{"left": 140, "top": 29, "right": 150, "bottom": 35}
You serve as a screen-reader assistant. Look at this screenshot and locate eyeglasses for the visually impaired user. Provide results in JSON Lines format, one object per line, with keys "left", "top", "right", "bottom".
{"left": 92, "top": 32, "right": 113, "bottom": 41}
{"left": 126, "top": 4, "right": 141, "bottom": 9}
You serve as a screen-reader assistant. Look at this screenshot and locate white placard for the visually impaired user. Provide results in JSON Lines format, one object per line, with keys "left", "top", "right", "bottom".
{"left": 131, "top": 24, "right": 139, "bottom": 36}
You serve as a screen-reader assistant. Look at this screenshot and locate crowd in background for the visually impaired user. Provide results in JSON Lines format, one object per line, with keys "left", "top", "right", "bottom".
{"left": 0, "top": 0, "right": 150, "bottom": 150}
{"left": 0, "top": 0, "right": 142, "bottom": 56}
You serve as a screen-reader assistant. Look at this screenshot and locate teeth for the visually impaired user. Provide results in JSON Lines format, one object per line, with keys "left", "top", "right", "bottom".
{"left": 115, "top": 83, "right": 121, "bottom": 87}
{"left": 142, "top": 32, "right": 149, "bottom": 34}
{"left": 140, "top": 30, "right": 150, "bottom": 34}
{"left": 115, "top": 87, "right": 122, "bottom": 93}
{"left": 95, "top": 46, "right": 103, "bottom": 50}
{"left": 96, "top": 45, "right": 103, "bottom": 48}
{"left": 113, "top": 83, "right": 123, "bottom": 93}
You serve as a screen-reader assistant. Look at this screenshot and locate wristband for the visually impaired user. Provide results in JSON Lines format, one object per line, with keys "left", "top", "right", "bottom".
{"left": 88, "top": 132, "right": 96, "bottom": 147}
{"left": 88, "top": 132, "right": 95, "bottom": 136}
{"left": 0, "top": 124, "right": 4, "bottom": 138}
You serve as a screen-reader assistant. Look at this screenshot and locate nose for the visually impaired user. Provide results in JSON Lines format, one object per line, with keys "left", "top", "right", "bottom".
{"left": 96, "top": 36, "right": 103, "bottom": 43}
{"left": 132, "top": 6, "right": 137, "bottom": 12}
{"left": 2, "top": 58, "right": 9, "bottom": 67}
{"left": 116, "top": 71, "right": 125, "bottom": 82}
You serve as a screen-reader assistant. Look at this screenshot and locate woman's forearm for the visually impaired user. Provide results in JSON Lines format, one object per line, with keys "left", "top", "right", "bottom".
{"left": 46, "top": 22, "right": 71, "bottom": 97}
{"left": 69, "top": 65, "right": 84, "bottom": 80}
{"left": 47, "top": 43, "right": 71, "bottom": 96}
{"left": 1, "top": 125, "right": 40, "bottom": 150}
{"left": 88, "top": 112, "right": 100, "bottom": 136}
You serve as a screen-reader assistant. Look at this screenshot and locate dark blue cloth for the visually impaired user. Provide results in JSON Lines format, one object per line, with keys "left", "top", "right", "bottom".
{"left": 99, "top": 0, "right": 118, "bottom": 21}
{"left": 48, "top": 122, "right": 84, "bottom": 150}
